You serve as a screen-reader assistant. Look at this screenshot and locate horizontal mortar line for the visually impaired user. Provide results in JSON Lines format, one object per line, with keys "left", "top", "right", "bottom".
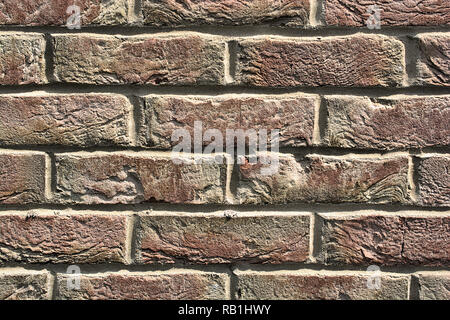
{"left": 0, "top": 203, "right": 448, "bottom": 213}
{"left": 0, "top": 84, "right": 449, "bottom": 96}
{"left": 1, "top": 262, "right": 449, "bottom": 275}
{"left": 0, "top": 25, "right": 449, "bottom": 37}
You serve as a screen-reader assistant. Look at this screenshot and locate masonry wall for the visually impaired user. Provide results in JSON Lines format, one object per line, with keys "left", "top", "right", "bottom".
{"left": 0, "top": 0, "right": 449, "bottom": 300}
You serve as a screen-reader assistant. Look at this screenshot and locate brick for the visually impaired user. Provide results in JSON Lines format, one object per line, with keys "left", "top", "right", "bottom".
{"left": 0, "top": 94, "right": 133, "bottom": 147}
{"left": 0, "top": 33, "right": 46, "bottom": 85}
{"left": 0, "top": 269, "right": 50, "bottom": 300}
{"left": 324, "top": 0, "right": 450, "bottom": 27}
{"left": 235, "top": 271, "right": 409, "bottom": 300}
{"left": 320, "top": 213, "right": 450, "bottom": 266}
{"left": 142, "top": 0, "right": 310, "bottom": 27}
{"left": 236, "top": 35, "right": 404, "bottom": 87}
{"left": 416, "top": 156, "right": 450, "bottom": 207}
{"left": 237, "top": 154, "right": 410, "bottom": 205}
{"left": 0, "top": 212, "right": 128, "bottom": 264}
{"left": 323, "top": 96, "right": 450, "bottom": 150}
{"left": 57, "top": 272, "right": 227, "bottom": 300}
{"left": 55, "top": 152, "right": 226, "bottom": 204}
{"left": 0, "top": 0, "right": 129, "bottom": 26}
{"left": 417, "top": 34, "right": 450, "bottom": 86}
{"left": 0, "top": 152, "right": 47, "bottom": 204}
{"left": 416, "top": 272, "right": 450, "bottom": 300}
{"left": 136, "top": 212, "right": 310, "bottom": 264}
{"left": 53, "top": 34, "right": 225, "bottom": 85}
{"left": 140, "top": 95, "right": 316, "bottom": 148}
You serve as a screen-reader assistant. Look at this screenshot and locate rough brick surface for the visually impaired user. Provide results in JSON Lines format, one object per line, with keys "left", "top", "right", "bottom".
{"left": 140, "top": 95, "right": 316, "bottom": 148}
{"left": 0, "top": 152, "right": 47, "bottom": 204}
{"left": 0, "top": 212, "right": 128, "bottom": 264}
{"left": 142, "top": 0, "right": 310, "bottom": 27}
{"left": 323, "top": 96, "right": 450, "bottom": 150}
{"left": 237, "top": 154, "right": 410, "bottom": 205}
{"left": 53, "top": 34, "right": 225, "bottom": 85}
{"left": 57, "top": 272, "right": 228, "bottom": 300}
{"left": 320, "top": 214, "right": 450, "bottom": 266}
{"left": 0, "top": 33, "right": 46, "bottom": 85}
{"left": 416, "top": 156, "right": 450, "bottom": 207}
{"left": 324, "top": 0, "right": 450, "bottom": 27}
{"left": 136, "top": 213, "right": 310, "bottom": 264}
{"left": 0, "top": 270, "right": 50, "bottom": 300}
{"left": 236, "top": 35, "right": 405, "bottom": 87}
{"left": 55, "top": 152, "right": 226, "bottom": 204}
{"left": 0, "top": 0, "right": 129, "bottom": 26}
{"left": 417, "top": 34, "right": 450, "bottom": 86}
{"left": 416, "top": 273, "right": 450, "bottom": 300}
{"left": 0, "top": 94, "right": 132, "bottom": 147}
{"left": 235, "top": 271, "right": 409, "bottom": 300}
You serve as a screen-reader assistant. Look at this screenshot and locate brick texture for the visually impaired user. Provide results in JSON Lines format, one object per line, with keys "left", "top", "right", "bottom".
{"left": 0, "top": 270, "right": 50, "bottom": 300}
{"left": 236, "top": 35, "right": 405, "bottom": 87}
{"left": 416, "top": 156, "right": 450, "bottom": 207}
{"left": 235, "top": 271, "right": 409, "bottom": 300}
{"left": 417, "top": 34, "right": 450, "bottom": 86}
{"left": 0, "top": 33, "right": 46, "bottom": 85}
{"left": 320, "top": 214, "right": 450, "bottom": 266}
{"left": 136, "top": 213, "right": 310, "bottom": 264}
{"left": 416, "top": 273, "right": 450, "bottom": 300}
{"left": 57, "top": 272, "right": 228, "bottom": 300}
{"left": 0, "top": 0, "right": 129, "bottom": 26}
{"left": 323, "top": 96, "right": 450, "bottom": 150}
{"left": 142, "top": 0, "right": 310, "bottom": 27}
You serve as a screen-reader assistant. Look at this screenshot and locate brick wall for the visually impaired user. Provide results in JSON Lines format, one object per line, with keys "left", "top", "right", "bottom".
{"left": 0, "top": 0, "right": 448, "bottom": 300}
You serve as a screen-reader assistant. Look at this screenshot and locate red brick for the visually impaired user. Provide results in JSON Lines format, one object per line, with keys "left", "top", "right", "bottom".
{"left": 0, "top": 94, "right": 133, "bottom": 147}
{"left": 0, "top": 212, "right": 128, "bottom": 264}
{"left": 323, "top": 96, "right": 450, "bottom": 150}
{"left": 142, "top": 0, "right": 310, "bottom": 27}
{"left": 236, "top": 35, "right": 405, "bottom": 87}
{"left": 416, "top": 156, "right": 450, "bottom": 207}
{"left": 0, "top": 0, "right": 129, "bottom": 26}
{"left": 320, "top": 213, "right": 450, "bottom": 266}
{"left": 237, "top": 154, "right": 411, "bottom": 205}
{"left": 53, "top": 34, "right": 225, "bottom": 85}
{"left": 0, "top": 152, "right": 47, "bottom": 204}
{"left": 0, "top": 33, "right": 46, "bottom": 85}
{"left": 235, "top": 271, "right": 409, "bottom": 300}
{"left": 416, "top": 272, "right": 450, "bottom": 300}
{"left": 324, "top": 0, "right": 450, "bottom": 27}
{"left": 0, "top": 269, "right": 50, "bottom": 300}
{"left": 140, "top": 95, "right": 317, "bottom": 148}
{"left": 55, "top": 152, "right": 226, "bottom": 204}
{"left": 136, "top": 213, "right": 310, "bottom": 264}
{"left": 57, "top": 272, "right": 228, "bottom": 300}
{"left": 417, "top": 34, "right": 450, "bottom": 86}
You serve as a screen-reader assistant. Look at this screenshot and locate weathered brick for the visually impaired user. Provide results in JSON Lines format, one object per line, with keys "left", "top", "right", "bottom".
{"left": 236, "top": 35, "right": 405, "bottom": 87}
{"left": 323, "top": 96, "right": 450, "bottom": 150}
{"left": 416, "top": 272, "right": 450, "bottom": 300}
{"left": 140, "top": 95, "right": 316, "bottom": 148}
{"left": 0, "top": 152, "right": 47, "bottom": 204}
{"left": 417, "top": 34, "right": 450, "bottom": 86}
{"left": 0, "top": 212, "right": 128, "bottom": 264}
{"left": 0, "top": 269, "right": 50, "bottom": 300}
{"left": 136, "top": 212, "right": 310, "bottom": 264}
{"left": 0, "top": 33, "right": 46, "bottom": 85}
{"left": 324, "top": 0, "right": 450, "bottom": 27}
{"left": 55, "top": 152, "right": 226, "bottom": 204}
{"left": 142, "top": 0, "right": 310, "bottom": 27}
{"left": 0, "top": 94, "right": 133, "bottom": 147}
{"left": 416, "top": 156, "right": 450, "bottom": 207}
{"left": 53, "top": 34, "right": 225, "bottom": 85}
{"left": 57, "top": 272, "right": 228, "bottom": 300}
{"left": 0, "top": 0, "right": 129, "bottom": 26}
{"left": 320, "top": 213, "right": 450, "bottom": 266}
{"left": 235, "top": 271, "right": 409, "bottom": 300}
{"left": 237, "top": 154, "right": 411, "bottom": 205}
